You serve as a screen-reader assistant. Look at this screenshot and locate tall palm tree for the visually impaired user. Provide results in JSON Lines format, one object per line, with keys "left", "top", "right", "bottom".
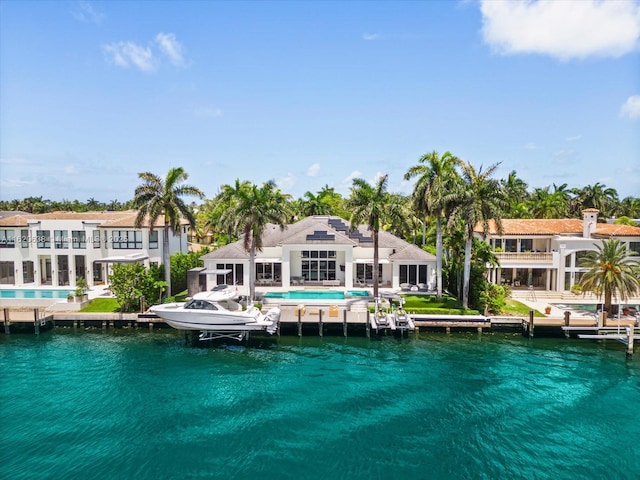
{"left": 528, "top": 186, "right": 569, "bottom": 219}
{"left": 578, "top": 239, "right": 640, "bottom": 315}
{"left": 219, "top": 181, "right": 292, "bottom": 301}
{"left": 298, "top": 191, "right": 331, "bottom": 217}
{"left": 449, "top": 161, "right": 506, "bottom": 309}
{"left": 133, "top": 167, "right": 204, "bottom": 296}
{"left": 572, "top": 183, "right": 618, "bottom": 218}
{"left": 404, "top": 151, "right": 460, "bottom": 298}
{"left": 347, "top": 174, "right": 398, "bottom": 299}
{"left": 501, "top": 170, "right": 530, "bottom": 217}
{"left": 207, "top": 179, "right": 253, "bottom": 244}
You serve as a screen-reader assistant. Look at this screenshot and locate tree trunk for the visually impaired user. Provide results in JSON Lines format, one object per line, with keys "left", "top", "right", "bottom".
{"left": 462, "top": 235, "right": 472, "bottom": 309}
{"left": 604, "top": 288, "right": 613, "bottom": 316}
{"left": 249, "top": 235, "right": 256, "bottom": 303}
{"left": 163, "top": 224, "right": 171, "bottom": 297}
{"left": 435, "top": 214, "right": 443, "bottom": 299}
{"left": 373, "top": 230, "right": 379, "bottom": 299}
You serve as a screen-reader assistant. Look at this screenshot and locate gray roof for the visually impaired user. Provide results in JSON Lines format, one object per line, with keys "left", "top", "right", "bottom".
{"left": 201, "top": 215, "right": 435, "bottom": 262}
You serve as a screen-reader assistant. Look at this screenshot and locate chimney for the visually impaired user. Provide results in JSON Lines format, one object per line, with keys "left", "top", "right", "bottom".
{"left": 582, "top": 209, "right": 599, "bottom": 238}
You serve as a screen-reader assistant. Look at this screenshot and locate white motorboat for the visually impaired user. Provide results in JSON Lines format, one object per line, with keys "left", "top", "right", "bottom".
{"left": 149, "top": 285, "right": 280, "bottom": 334}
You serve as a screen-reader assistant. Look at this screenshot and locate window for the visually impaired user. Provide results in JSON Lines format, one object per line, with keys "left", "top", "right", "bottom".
{"left": 520, "top": 239, "right": 533, "bottom": 252}
{"left": 0, "top": 229, "right": 15, "bottom": 248}
{"left": 216, "top": 263, "right": 244, "bottom": 285}
{"left": 21, "top": 229, "right": 29, "bottom": 248}
{"left": 23, "top": 261, "right": 35, "bottom": 283}
{"left": 149, "top": 231, "right": 159, "bottom": 249}
{"left": 300, "top": 250, "right": 337, "bottom": 281}
{"left": 493, "top": 239, "right": 503, "bottom": 250}
{"left": 256, "top": 263, "right": 281, "bottom": 282}
{"left": 93, "top": 231, "right": 100, "bottom": 248}
{"left": 575, "top": 250, "right": 590, "bottom": 267}
{"left": 72, "top": 231, "right": 86, "bottom": 249}
{"left": 399, "top": 265, "right": 428, "bottom": 285}
{"left": 54, "top": 230, "right": 69, "bottom": 249}
{"left": 37, "top": 230, "right": 50, "bottom": 248}
{"left": 112, "top": 230, "right": 142, "bottom": 249}
{"left": 504, "top": 239, "right": 517, "bottom": 252}
{"left": 356, "top": 263, "right": 382, "bottom": 283}
{"left": 630, "top": 242, "right": 640, "bottom": 256}
{"left": 565, "top": 254, "right": 572, "bottom": 268}
{"left": 0, "top": 261, "right": 15, "bottom": 284}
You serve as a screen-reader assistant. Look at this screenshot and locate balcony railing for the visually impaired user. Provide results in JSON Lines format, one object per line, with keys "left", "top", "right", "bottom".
{"left": 495, "top": 252, "right": 553, "bottom": 263}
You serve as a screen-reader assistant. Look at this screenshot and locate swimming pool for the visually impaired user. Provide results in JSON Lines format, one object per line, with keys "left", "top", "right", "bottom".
{"left": 264, "top": 290, "right": 371, "bottom": 300}
{"left": 0, "top": 288, "right": 73, "bottom": 299}
{"left": 552, "top": 303, "right": 639, "bottom": 313}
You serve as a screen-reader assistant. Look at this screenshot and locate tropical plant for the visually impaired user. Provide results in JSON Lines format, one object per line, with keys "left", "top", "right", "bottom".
{"left": 577, "top": 239, "right": 640, "bottom": 315}
{"left": 206, "top": 179, "right": 253, "bottom": 245}
{"left": 404, "top": 151, "right": 460, "bottom": 298}
{"left": 528, "top": 185, "right": 569, "bottom": 219}
{"left": 108, "top": 263, "right": 164, "bottom": 312}
{"left": 219, "top": 181, "right": 292, "bottom": 301}
{"left": 347, "top": 174, "right": 401, "bottom": 299}
{"left": 298, "top": 190, "right": 332, "bottom": 217}
{"left": 571, "top": 183, "right": 618, "bottom": 218}
{"left": 132, "top": 167, "right": 204, "bottom": 296}
{"left": 448, "top": 161, "right": 506, "bottom": 309}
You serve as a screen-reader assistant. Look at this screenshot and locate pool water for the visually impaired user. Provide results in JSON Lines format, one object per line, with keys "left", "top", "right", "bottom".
{"left": 0, "top": 288, "right": 73, "bottom": 299}
{"left": 264, "top": 290, "right": 370, "bottom": 300}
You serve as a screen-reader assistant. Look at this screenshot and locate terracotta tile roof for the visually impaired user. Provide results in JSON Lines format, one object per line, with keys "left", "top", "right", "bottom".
{"left": 476, "top": 218, "right": 640, "bottom": 237}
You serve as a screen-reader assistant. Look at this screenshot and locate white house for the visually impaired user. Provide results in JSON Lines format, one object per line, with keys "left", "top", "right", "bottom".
{"left": 0, "top": 211, "right": 189, "bottom": 288}
{"left": 475, "top": 209, "right": 640, "bottom": 293}
{"left": 200, "top": 215, "right": 436, "bottom": 295}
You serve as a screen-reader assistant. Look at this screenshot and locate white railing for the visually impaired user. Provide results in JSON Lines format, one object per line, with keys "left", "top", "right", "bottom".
{"left": 495, "top": 252, "right": 553, "bottom": 263}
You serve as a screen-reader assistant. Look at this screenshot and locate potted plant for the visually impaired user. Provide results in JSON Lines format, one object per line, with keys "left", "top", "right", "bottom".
{"left": 544, "top": 305, "right": 552, "bottom": 315}
{"left": 75, "top": 277, "right": 89, "bottom": 302}
{"left": 67, "top": 293, "right": 74, "bottom": 303}
{"left": 571, "top": 284, "right": 582, "bottom": 295}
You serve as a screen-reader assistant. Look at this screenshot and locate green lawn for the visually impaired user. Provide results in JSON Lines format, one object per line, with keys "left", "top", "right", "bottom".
{"left": 503, "top": 298, "right": 545, "bottom": 317}
{"left": 80, "top": 298, "right": 120, "bottom": 313}
{"left": 395, "top": 294, "right": 480, "bottom": 315}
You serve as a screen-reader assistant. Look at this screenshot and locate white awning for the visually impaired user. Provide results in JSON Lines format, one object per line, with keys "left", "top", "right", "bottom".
{"left": 254, "top": 258, "right": 281, "bottom": 263}
{"left": 200, "top": 269, "right": 232, "bottom": 275}
{"left": 94, "top": 253, "right": 149, "bottom": 263}
{"left": 353, "top": 259, "right": 389, "bottom": 264}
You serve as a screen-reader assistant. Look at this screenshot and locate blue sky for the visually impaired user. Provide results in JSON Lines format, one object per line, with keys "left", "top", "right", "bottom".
{"left": 1, "top": 0, "right": 639, "bottom": 204}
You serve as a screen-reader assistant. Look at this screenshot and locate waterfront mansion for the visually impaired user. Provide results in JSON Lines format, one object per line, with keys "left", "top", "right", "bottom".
{"left": 475, "top": 209, "right": 640, "bottom": 293}
{"left": 199, "top": 215, "right": 436, "bottom": 296}
{"left": 0, "top": 211, "right": 189, "bottom": 288}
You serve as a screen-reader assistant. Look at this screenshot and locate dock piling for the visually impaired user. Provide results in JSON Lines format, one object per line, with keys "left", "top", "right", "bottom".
{"left": 318, "top": 309, "right": 323, "bottom": 337}
{"left": 528, "top": 311, "right": 534, "bottom": 338}
{"left": 343, "top": 310, "right": 347, "bottom": 337}
{"left": 3, "top": 308, "right": 9, "bottom": 334}
{"left": 627, "top": 326, "right": 635, "bottom": 358}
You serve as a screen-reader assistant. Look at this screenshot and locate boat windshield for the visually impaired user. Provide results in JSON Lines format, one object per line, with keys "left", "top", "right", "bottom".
{"left": 184, "top": 299, "right": 217, "bottom": 310}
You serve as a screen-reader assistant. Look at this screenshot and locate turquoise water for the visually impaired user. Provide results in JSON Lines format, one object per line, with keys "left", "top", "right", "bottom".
{"left": 0, "top": 288, "right": 73, "bottom": 299}
{"left": 265, "top": 290, "right": 370, "bottom": 300}
{"left": 2, "top": 330, "right": 639, "bottom": 480}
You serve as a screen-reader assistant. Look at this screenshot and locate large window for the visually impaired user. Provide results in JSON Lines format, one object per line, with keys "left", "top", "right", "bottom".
{"left": 356, "top": 263, "right": 382, "bottom": 283}
{"left": 21, "top": 229, "right": 29, "bottom": 248}
{"left": 256, "top": 263, "right": 281, "bottom": 282}
{"left": 23, "top": 261, "right": 35, "bottom": 283}
{"left": 112, "top": 230, "right": 142, "bottom": 249}
{"left": 301, "top": 250, "right": 336, "bottom": 281}
{"left": 0, "top": 229, "right": 15, "bottom": 248}
{"left": 504, "top": 239, "right": 517, "bottom": 252}
{"left": 399, "top": 264, "right": 428, "bottom": 285}
{"left": 93, "top": 230, "right": 101, "bottom": 248}
{"left": 149, "top": 231, "right": 159, "bottom": 249}
{"left": 216, "top": 263, "right": 244, "bottom": 286}
{"left": 54, "top": 230, "right": 69, "bottom": 249}
{"left": 520, "top": 239, "right": 533, "bottom": 252}
{"left": 72, "top": 231, "right": 86, "bottom": 249}
{"left": 0, "top": 261, "right": 15, "bottom": 284}
{"left": 37, "top": 230, "right": 50, "bottom": 248}
{"left": 630, "top": 242, "right": 640, "bottom": 256}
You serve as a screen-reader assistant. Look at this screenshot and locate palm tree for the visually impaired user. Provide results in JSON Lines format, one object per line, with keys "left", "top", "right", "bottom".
{"left": 347, "top": 174, "right": 397, "bottom": 299}
{"left": 449, "top": 161, "right": 506, "bottom": 309}
{"left": 528, "top": 186, "right": 569, "bottom": 219}
{"left": 133, "top": 167, "right": 204, "bottom": 296}
{"left": 572, "top": 183, "right": 618, "bottom": 218}
{"left": 578, "top": 239, "right": 640, "bottom": 315}
{"left": 207, "top": 179, "right": 253, "bottom": 244}
{"left": 501, "top": 170, "right": 530, "bottom": 217}
{"left": 298, "top": 191, "right": 331, "bottom": 217}
{"left": 219, "top": 181, "right": 292, "bottom": 302}
{"left": 404, "top": 151, "right": 460, "bottom": 298}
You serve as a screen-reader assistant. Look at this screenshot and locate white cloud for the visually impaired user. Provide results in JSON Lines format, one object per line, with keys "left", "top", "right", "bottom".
{"left": 71, "top": 1, "right": 105, "bottom": 24}
{"left": 306, "top": 163, "right": 320, "bottom": 177}
{"left": 344, "top": 170, "right": 362, "bottom": 183}
{"left": 620, "top": 95, "right": 640, "bottom": 119}
{"left": 102, "top": 41, "right": 156, "bottom": 72}
{"left": 155, "top": 32, "right": 186, "bottom": 67}
{"left": 524, "top": 142, "right": 537, "bottom": 150}
{"left": 362, "top": 33, "right": 380, "bottom": 41}
{"left": 480, "top": 0, "right": 640, "bottom": 60}
{"left": 193, "top": 107, "right": 223, "bottom": 118}
{"left": 276, "top": 173, "right": 296, "bottom": 190}
{"left": 0, "top": 178, "right": 36, "bottom": 188}
{"left": 566, "top": 134, "right": 582, "bottom": 141}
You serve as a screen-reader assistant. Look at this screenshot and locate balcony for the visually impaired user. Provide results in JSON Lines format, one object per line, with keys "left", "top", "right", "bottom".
{"left": 495, "top": 252, "right": 553, "bottom": 264}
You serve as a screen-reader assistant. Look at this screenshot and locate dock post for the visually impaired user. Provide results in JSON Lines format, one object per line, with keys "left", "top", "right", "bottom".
{"left": 297, "top": 309, "right": 302, "bottom": 337}
{"left": 564, "top": 311, "right": 570, "bottom": 326}
{"left": 33, "top": 308, "right": 40, "bottom": 334}
{"left": 343, "top": 310, "right": 347, "bottom": 337}
{"left": 446, "top": 326, "right": 451, "bottom": 334}
{"left": 319, "top": 309, "right": 323, "bottom": 337}
{"left": 414, "top": 326, "right": 419, "bottom": 338}
{"left": 3, "top": 308, "right": 9, "bottom": 334}
{"left": 627, "top": 326, "right": 635, "bottom": 358}
{"left": 477, "top": 326, "right": 482, "bottom": 335}
{"left": 366, "top": 311, "right": 370, "bottom": 338}
{"left": 149, "top": 322, "right": 154, "bottom": 331}
{"left": 528, "top": 311, "right": 534, "bottom": 338}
